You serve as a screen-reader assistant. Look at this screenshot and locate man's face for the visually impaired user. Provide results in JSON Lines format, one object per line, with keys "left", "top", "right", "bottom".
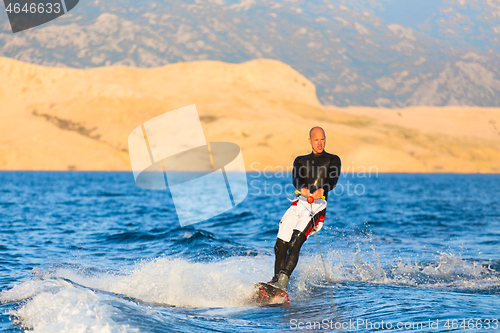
{"left": 309, "top": 129, "right": 326, "bottom": 154}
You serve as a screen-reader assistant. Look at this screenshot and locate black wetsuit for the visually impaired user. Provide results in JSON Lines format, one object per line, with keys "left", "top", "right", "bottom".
{"left": 273, "top": 150, "right": 341, "bottom": 279}
{"left": 293, "top": 151, "right": 341, "bottom": 200}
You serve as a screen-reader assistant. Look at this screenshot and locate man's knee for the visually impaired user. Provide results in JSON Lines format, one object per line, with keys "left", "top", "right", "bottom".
{"left": 289, "top": 230, "right": 307, "bottom": 251}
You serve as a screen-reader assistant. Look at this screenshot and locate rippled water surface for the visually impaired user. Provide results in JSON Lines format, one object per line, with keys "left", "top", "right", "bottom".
{"left": 0, "top": 172, "right": 499, "bottom": 332}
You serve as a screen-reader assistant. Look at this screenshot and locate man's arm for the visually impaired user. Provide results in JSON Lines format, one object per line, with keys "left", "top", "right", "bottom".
{"left": 292, "top": 156, "right": 306, "bottom": 192}
{"left": 322, "top": 155, "right": 341, "bottom": 193}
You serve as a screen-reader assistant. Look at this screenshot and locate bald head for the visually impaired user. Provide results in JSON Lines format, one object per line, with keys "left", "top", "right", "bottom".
{"left": 309, "top": 127, "right": 325, "bottom": 138}
{"left": 309, "top": 127, "right": 326, "bottom": 154}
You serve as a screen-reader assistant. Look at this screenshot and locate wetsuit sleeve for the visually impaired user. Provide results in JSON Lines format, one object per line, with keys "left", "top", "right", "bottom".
{"left": 292, "top": 157, "right": 306, "bottom": 191}
{"left": 322, "top": 155, "right": 341, "bottom": 193}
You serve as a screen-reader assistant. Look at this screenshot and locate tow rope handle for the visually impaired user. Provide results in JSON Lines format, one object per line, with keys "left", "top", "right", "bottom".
{"left": 292, "top": 190, "right": 325, "bottom": 202}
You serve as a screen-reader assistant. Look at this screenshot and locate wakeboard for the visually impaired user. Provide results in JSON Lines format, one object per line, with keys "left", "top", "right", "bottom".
{"left": 253, "top": 282, "right": 289, "bottom": 305}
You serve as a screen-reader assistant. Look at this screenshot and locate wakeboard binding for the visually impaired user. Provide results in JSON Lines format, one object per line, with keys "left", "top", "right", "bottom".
{"left": 254, "top": 282, "right": 289, "bottom": 304}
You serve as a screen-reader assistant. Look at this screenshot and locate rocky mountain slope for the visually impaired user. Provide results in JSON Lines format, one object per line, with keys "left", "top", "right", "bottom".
{"left": 1, "top": 0, "right": 500, "bottom": 107}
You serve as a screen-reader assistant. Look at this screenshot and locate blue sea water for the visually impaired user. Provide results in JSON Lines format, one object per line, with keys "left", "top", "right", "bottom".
{"left": 0, "top": 172, "right": 499, "bottom": 332}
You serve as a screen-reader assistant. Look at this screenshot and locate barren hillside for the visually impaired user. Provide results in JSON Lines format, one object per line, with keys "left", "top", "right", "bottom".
{"left": 1, "top": 57, "right": 499, "bottom": 173}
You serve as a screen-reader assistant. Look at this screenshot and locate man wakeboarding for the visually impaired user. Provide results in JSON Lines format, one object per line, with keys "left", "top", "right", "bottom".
{"left": 260, "top": 126, "right": 341, "bottom": 299}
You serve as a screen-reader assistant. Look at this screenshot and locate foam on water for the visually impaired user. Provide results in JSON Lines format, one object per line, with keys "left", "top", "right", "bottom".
{"left": 2, "top": 249, "right": 499, "bottom": 332}
{"left": 1, "top": 256, "right": 275, "bottom": 332}
{"left": 1, "top": 279, "right": 136, "bottom": 333}
{"left": 296, "top": 248, "right": 500, "bottom": 293}
{"left": 56, "top": 256, "right": 271, "bottom": 308}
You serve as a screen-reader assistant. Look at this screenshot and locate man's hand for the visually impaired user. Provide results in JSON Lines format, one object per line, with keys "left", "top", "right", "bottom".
{"left": 311, "top": 188, "right": 324, "bottom": 200}
{"left": 300, "top": 187, "right": 310, "bottom": 197}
